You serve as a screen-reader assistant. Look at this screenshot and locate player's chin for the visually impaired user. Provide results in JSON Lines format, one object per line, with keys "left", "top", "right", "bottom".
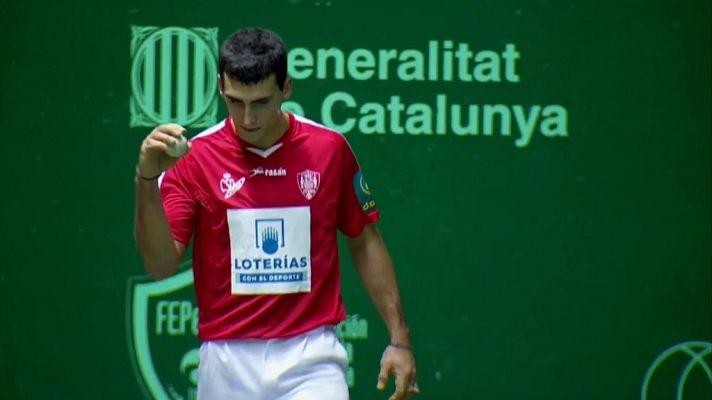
{"left": 240, "top": 126, "right": 261, "bottom": 135}
{"left": 238, "top": 128, "right": 264, "bottom": 142}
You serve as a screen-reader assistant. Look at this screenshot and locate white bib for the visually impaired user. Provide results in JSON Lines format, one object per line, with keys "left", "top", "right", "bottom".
{"left": 227, "top": 206, "right": 312, "bottom": 295}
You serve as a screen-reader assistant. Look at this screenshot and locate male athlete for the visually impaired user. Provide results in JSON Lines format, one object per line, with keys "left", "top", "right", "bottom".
{"left": 134, "top": 27, "right": 417, "bottom": 400}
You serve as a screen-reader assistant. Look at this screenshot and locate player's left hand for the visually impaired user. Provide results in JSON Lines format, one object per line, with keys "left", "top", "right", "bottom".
{"left": 377, "top": 344, "right": 419, "bottom": 400}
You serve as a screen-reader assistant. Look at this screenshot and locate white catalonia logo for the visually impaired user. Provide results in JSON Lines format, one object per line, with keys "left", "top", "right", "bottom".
{"left": 130, "top": 26, "right": 219, "bottom": 128}
{"left": 220, "top": 173, "right": 245, "bottom": 199}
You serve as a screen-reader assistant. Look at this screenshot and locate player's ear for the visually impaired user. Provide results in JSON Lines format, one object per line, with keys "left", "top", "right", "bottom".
{"left": 282, "top": 78, "right": 293, "bottom": 100}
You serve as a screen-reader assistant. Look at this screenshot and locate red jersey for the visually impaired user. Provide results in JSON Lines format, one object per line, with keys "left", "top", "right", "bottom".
{"left": 160, "top": 113, "right": 379, "bottom": 340}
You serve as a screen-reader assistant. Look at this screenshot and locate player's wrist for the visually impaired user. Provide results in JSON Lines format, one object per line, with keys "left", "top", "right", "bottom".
{"left": 388, "top": 342, "right": 413, "bottom": 351}
{"left": 135, "top": 165, "right": 161, "bottom": 181}
{"left": 389, "top": 325, "right": 411, "bottom": 345}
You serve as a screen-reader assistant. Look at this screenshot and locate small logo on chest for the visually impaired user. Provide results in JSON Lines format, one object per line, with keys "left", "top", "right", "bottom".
{"left": 297, "top": 170, "right": 320, "bottom": 200}
{"left": 249, "top": 167, "right": 287, "bottom": 177}
{"left": 220, "top": 172, "right": 245, "bottom": 199}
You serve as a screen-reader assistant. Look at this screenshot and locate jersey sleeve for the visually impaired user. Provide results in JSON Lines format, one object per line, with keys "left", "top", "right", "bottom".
{"left": 159, "top": 159, "right": 197, "bottom": 246}
{"left": 337, "top": 137, "right": 380, "bottom": 238}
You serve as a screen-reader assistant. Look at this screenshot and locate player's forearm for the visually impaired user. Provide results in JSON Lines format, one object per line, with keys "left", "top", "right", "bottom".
{"left": 134, "top": 177, "right": 180, "bottom": 279}
{"left": 349, "top": 225, "right": 411, "bottom": 345}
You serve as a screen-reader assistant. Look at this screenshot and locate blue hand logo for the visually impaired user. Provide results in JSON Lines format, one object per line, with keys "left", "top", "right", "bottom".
{"left": 261, "top": 227, "right": 279, "bottom": 255}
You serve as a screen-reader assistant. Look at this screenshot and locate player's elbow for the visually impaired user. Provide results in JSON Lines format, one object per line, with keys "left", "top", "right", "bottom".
{"left": 139, "top": 250, "right": 181, "bottom": 280}
{"left": 144, "top": 262, "right": 179, "bottom": 280}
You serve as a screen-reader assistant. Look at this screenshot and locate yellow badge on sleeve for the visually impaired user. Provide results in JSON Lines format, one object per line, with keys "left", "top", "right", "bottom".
{"left": 353, "top": 171, "right": 377, "bottom": 214}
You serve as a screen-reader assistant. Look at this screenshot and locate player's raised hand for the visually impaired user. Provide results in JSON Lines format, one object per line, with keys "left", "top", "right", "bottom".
{"left": 137, "top": 124, "right": 191, "bottom": 179}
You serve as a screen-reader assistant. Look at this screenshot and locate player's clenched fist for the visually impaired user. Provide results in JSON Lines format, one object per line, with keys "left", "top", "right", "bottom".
{"left": 136, "top": 124, "right": 191, "bottom": 179}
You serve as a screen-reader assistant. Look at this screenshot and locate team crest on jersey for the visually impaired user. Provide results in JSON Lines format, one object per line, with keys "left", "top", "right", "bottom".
{"left": 220, "top": 172, "right": 245, "bottom": 199}
{"left": 297, "top": 170, "right": 320, "bottom": 200}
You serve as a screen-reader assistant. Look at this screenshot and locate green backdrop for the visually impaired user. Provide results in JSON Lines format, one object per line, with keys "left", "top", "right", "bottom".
{"left": 1, "top": 1, "right": 710, "bottom": 399}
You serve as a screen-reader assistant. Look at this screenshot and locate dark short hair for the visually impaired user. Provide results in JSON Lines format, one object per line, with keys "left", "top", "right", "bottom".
{"left": 219, "top": 28, "right": 288, "bottom": 90}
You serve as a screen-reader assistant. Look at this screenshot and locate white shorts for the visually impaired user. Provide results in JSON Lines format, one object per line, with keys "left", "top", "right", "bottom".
{"left": 197, "top": 326, "right": 350, "bottom": 400}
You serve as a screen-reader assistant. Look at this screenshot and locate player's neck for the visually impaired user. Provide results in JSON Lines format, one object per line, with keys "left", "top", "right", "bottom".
{"left": 233, "top": 111, "right": 290, "bottom": 150}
